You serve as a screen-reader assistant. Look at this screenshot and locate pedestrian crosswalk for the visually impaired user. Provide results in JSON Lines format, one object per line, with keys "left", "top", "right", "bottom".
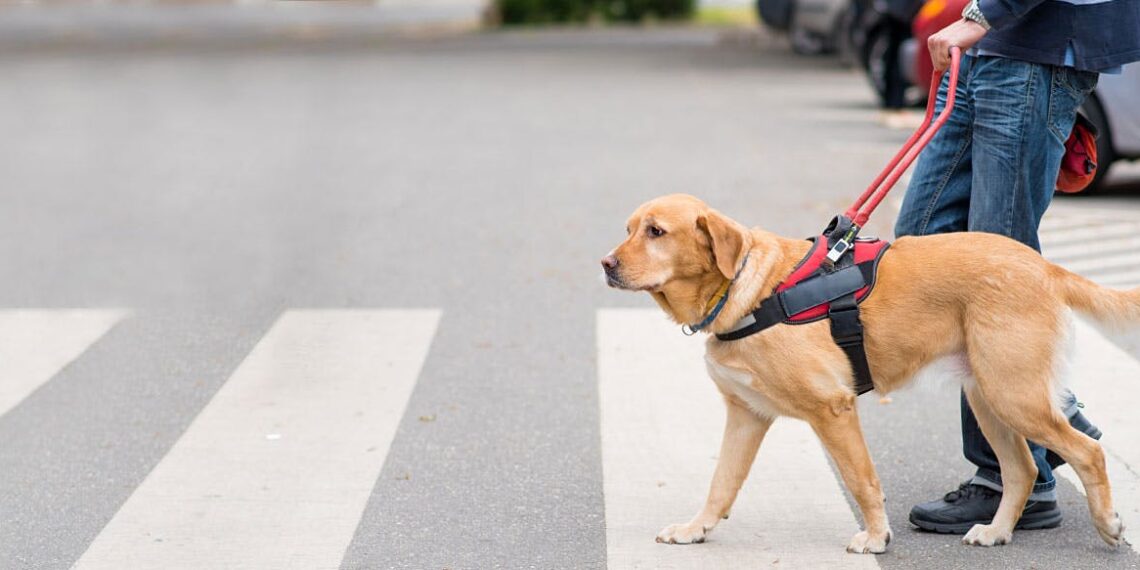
{"left": 1041, "top": 204, "right": 1140, "bottom": 289}
{"left": 598, "top": 310, "right": 879, "bottom": 569}
{"left": 73, "top": 310, "right": 440, "bottom": 570}
{"left": 0, "top": 307, "right": 1138, "bottom": 568}
{"left": 0, "top": 309, "right": 127, "bottom": 417}
{"left": 1055, "top": 319, "right": 1140, "bottom": 551}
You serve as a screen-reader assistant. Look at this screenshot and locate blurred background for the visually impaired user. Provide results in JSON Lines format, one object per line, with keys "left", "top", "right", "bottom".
{"left": 1, "top": 1, "right": 1138, "bottom": 569}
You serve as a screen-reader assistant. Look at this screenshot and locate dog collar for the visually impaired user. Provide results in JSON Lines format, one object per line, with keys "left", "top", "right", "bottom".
{"left": 682, "top": 253, "right": 750, "bottom": 336}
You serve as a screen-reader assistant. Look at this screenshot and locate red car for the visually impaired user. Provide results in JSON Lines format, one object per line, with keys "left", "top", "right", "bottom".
{"left": 909, "top": 0, "right": 969, "bottom": 92}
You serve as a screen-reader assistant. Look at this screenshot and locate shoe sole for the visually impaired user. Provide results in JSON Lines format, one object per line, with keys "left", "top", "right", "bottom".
{"left": 909, "top": 511, "right": 1063, "bottom": 534}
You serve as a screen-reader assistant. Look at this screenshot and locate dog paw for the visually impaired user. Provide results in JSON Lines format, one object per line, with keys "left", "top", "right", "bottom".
{"left": 962, "top": 523, "right": 1011, "bottom": 546}
{"left": 846, "top": 529, "right": 891, "bottom": 554}
{"left": 656, "top": 522, "right": 709, "bottom": 544}
{"left": 1096, "top": 512, "right": 1123, "bottom": 548}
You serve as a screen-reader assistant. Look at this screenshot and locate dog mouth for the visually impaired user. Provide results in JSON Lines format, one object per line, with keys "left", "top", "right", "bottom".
{"left": 604, "top": 271, "right": 660, "bottom": 292}
{"left": 605, "top": 271, "right": 628, "bottom": 289}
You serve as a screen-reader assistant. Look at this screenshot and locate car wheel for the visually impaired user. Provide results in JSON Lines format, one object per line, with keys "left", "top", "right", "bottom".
{"left": 756, "top": 0, "right": 794, "bottom": 32}
{"left": 1082, "top": 94, "right": 1115, "bottom": 193}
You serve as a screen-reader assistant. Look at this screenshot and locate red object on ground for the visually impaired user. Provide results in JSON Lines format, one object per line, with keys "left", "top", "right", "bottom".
{"left": 912, "top": 0, "right": 970, "bottom": 92}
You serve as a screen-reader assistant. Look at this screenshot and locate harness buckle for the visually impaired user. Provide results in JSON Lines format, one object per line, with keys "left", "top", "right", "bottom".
{"left": 823, "top": 216, "right": 861, "bottom": 267}
{"left": 825, "top": 239, "right": 851, "bottom": 264}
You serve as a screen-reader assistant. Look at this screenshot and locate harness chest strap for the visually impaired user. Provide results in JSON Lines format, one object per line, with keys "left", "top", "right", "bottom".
{"left": 827, "top": 292, "right": 875, "bottom": 396}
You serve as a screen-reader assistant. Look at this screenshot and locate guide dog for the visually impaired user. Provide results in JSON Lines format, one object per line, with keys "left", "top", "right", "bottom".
{"left": 601, "top": 194, "right": 1125, "bottom": 553}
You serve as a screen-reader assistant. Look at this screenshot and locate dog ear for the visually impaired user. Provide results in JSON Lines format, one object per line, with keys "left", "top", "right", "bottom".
{"left": 698, "top": 209, "right": 747, "bottom": 280}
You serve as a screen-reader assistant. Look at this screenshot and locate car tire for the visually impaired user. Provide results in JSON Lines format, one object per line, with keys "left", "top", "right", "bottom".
{"left": 1082, "top": 94, "right": 1115, "bottom": 194}
{"left": 757, "top": 0, "right": 794, "bottom": 32}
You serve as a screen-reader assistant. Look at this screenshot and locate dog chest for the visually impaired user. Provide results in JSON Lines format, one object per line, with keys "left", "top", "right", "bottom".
{"left": 704, "top": 355, "right": 783, "bottom": 419}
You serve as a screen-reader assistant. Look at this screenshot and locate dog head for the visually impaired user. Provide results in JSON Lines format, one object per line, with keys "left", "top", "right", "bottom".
{"left": 601, "top": 194, "right": 752, "bottom": 321}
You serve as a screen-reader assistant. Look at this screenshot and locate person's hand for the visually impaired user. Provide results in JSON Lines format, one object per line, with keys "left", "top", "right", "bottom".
{"left": 928, "top": 19, "right": 987, "bottom": 71}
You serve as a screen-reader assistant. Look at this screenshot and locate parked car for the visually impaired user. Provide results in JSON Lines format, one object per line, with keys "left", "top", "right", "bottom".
{"left": 1082, "top": 64, "right": 1140, "bottom": 192}
{"left": 756, "top": 0, "right": 851, "bottom": 55}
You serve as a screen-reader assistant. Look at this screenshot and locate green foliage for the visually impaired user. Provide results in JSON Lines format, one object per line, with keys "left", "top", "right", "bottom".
{"left": 602, "top": 0, "right": 695, "bottom": 21}
{"left": 496, "top": 0, "right": 695, "bottom": 24}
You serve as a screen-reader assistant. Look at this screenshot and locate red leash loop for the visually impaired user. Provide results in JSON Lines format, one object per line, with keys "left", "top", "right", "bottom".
{"left": 845, "top": 47, "right": 963, "bottom": 227}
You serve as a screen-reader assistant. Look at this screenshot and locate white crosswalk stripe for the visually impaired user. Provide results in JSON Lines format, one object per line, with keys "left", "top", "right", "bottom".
{"left": 73, "top": 309, "right": 441, "bottom": 570}
{"left": 597, "top": 309, "right": 879, "bottom": 570}
{"left": 0, "top": 309, "right": 127, "bottom": 418}
{"left": 1044, "top": 239, "right": 1140, "bottom": 265}
{"left": 1041, "top": 205, "right": 1140, "bottom": 289}
{"left": 1055, "top": 319, "right": 1140, "bottom": 554}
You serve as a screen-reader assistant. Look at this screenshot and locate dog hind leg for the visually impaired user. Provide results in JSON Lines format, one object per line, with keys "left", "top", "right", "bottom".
{"left": 960, "top": 387, "right": 1037, "bottom": 546}
{"left": 972, "top": 379, "right": 1122, "bottom": 547}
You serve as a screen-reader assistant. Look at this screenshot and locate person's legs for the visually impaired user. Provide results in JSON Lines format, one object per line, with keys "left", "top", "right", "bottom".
{"left": 964, "top": 394, "right": 1054, "bottom": 499}
{"left": 894, "top": 54, "right": 975, "bottom": 238}
{"left": 961, "top": 55, "right": 1101, "bottom": 501}
{"left": 882, "top": 19, "right": 911, "bottom": 110}
{"left": 965, "top": 56, "right": 1095, "bottom": 248}
{"left": 907, "top": 56, "right": 1103, "bottom": 533}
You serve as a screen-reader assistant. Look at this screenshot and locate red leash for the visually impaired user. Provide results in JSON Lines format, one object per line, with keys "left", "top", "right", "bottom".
{"left": 823, "top": 46, "right": 962, "bottom": 263}
{"left": 847, "top": 46, "right": 963, "bottom": 227}
{"left": 719, "top": 49, "right": 964, "bottom": 394}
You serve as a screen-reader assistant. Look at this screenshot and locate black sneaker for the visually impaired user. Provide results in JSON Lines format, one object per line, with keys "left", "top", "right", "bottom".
{"left": 909, "top": 482, "right": 1063, "bottom": 534}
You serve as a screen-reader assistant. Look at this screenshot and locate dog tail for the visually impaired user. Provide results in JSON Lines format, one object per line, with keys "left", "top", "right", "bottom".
{"left": 1053, "top": 263, "right": 1140, "bottom": 328}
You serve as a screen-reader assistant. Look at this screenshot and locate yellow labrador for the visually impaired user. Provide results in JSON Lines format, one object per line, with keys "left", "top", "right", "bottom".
{"left": 601, "top": 193, "right": 1126, "bottom": 553}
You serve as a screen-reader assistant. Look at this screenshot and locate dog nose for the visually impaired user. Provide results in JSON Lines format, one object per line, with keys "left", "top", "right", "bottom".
{"left": 601, "top": 254, "right": 620, "bottom": 270}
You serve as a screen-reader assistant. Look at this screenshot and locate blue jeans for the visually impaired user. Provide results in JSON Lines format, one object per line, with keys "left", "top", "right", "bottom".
{"left": 894, "top": 54, "right": 1099, "bottom": 495}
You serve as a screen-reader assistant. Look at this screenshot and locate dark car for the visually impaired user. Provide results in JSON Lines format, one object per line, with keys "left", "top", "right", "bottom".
{"left": 849, "top": 0, "right": 923, "bottom": 108}
{"left": 756, "top": 0, "right": 852, "bottom": 55}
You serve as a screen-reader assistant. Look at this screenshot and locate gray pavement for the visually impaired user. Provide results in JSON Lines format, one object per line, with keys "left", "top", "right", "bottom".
{"left": 0, "top": 2, "right": 487, "bottom": 50}
{"left": 1, "top": 22, "right": 1139, "bottom": 570}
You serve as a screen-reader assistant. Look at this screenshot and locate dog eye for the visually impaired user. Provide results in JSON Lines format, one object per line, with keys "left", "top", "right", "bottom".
{"left": 648, "top": 225, "right": 666, "bottom": 237}
{"left": 625, "top": 226, "right": 631, "bottom": 235}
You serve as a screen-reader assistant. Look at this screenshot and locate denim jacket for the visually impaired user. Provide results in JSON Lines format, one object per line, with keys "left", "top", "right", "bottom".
{"left": 977, "top": 0, "right": 1140, "bottom": 71}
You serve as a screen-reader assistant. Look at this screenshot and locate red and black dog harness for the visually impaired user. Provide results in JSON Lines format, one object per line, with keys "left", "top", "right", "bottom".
{"left": 716, "top": 216, "right": 889, "bottom": 396}
{"left": 706, "top": 51, "right": 966, "bottom": 395}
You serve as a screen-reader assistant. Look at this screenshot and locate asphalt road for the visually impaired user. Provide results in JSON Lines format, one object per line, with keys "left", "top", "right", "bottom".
{"left": 1, "top": 25, "right": 1139, "bottom": 569}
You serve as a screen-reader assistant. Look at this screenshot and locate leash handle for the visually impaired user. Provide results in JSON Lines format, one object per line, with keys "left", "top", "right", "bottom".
{"left": 845, "top": 46, "right": 962, "bottom": 227}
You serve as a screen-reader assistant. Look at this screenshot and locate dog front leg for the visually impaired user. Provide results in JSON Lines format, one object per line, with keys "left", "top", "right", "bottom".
{"left": 656, "top": 398, "right": 771, "bottom": 544}
{"left": 810, "top": 402, "right": 891, "bottom": 554}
